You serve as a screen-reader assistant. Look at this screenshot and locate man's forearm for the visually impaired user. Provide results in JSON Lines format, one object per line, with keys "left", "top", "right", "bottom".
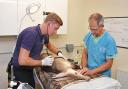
{"left": 46, "top": 42, "right": 59, "bottom": 54}
{"left": 81, "top": 48, "right": 88, "bottom": 68}
{"left": 92, "top": 59, "right": 113, "bottom": 75}
{"left": 19, "top": 56, "right": 42, "bottom": 66}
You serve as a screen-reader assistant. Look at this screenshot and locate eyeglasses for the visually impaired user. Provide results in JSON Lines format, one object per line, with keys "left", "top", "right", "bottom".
{"left": 88, "top": 26, "right": 99, "bottom": 31}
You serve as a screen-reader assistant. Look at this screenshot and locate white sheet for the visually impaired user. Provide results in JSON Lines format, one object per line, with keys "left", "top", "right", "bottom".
{"left": 62, "top": 77, "right": 121, "bottom": 89}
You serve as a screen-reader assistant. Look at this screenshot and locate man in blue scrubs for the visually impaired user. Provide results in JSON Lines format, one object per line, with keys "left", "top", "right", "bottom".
{"left": 79, "top": 13, "right": 117, "bottom": 77}
{"left": 12, "top": 12, "right": 66, "bottom": 88}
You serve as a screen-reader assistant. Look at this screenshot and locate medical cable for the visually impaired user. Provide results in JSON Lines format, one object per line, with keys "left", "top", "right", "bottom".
{"left": 46, "top": 23, "right": 50, "bottom": 56}
{"left": 18, "top": 2, "right": 41, "bottom": 36}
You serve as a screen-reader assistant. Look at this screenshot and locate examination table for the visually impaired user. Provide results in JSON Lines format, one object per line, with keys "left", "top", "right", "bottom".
{"left": 34, "top": 67, "right": 121, "bottom": 89}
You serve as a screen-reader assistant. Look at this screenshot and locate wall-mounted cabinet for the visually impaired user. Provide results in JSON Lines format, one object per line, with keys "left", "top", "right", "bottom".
{"left": 0, "top": 0, "right": 68, "bottom": 36}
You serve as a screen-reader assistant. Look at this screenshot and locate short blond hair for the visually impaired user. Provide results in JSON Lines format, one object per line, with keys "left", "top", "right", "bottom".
{"left": 44, "top": 12, "right": 63, "bottom": 26}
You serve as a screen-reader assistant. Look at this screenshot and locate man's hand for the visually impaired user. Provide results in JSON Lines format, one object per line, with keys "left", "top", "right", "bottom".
{"left": 83, "top": 69, "right": 95, "bottom": 76}
{"left": 78, "top": 67, "right": 88, "bottom": 75}
{"left": 41, "top": 56, "right": 54, "bottom": 66}
{"left": 78, "top": 68, "right": 95, "bottom": 76}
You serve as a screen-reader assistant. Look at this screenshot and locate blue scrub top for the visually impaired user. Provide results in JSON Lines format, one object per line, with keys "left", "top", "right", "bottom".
{"left": 83, "top": 31, "right": 117, "bottom": 76}
{"left": 12, "top": 24, "right": 49, "bottom": 70}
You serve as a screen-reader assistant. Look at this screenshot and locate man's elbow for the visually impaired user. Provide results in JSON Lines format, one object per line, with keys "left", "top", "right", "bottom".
{"left": 107, "top": 61, "right": 113, "bottom": 69}
{"left": 18, "top": 57, "right": 28, "bottom": 66}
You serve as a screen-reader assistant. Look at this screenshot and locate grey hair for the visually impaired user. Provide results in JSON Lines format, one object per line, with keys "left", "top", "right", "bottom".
{"left": 88, "top": 13, "right": 104, "bottom": 26}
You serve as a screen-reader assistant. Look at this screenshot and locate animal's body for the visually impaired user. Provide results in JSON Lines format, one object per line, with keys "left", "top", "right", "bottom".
{"left": 41, "top": 54, "right": 90, "bottom": 81}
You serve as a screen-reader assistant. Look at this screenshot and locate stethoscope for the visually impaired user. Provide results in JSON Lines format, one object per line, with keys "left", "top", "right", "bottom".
{"left": 45, "top": 23, "right": 50, "bottom": 56}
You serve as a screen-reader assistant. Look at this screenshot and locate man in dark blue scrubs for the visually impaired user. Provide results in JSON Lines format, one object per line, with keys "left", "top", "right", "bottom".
{"left": 12, "top": 12, "right": 65, "bottom": 88}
